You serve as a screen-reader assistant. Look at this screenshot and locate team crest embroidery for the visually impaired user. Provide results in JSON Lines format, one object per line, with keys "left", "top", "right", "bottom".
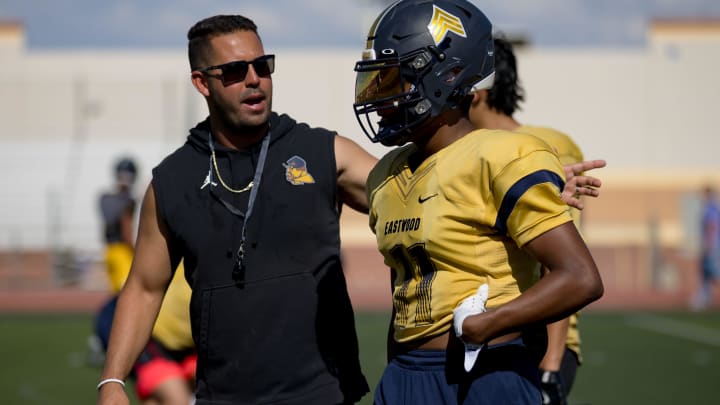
{"left": 427, "top": 5, "right": 467, "bottom": 46}
{"left": 283, "top": 155, "right": 315, "bottom": 185}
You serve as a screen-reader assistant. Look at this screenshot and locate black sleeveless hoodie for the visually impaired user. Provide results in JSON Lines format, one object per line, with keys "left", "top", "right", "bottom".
{"left": 152, "top": 113, "right": 369, "bottom": 404}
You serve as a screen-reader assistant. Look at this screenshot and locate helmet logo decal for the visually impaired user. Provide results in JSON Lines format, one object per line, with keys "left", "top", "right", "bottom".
{"left": 427, "top": 5, "right": 467, "bottom": 46}
{"left": 283, "top": 155, "right": 315, "bottom": 185}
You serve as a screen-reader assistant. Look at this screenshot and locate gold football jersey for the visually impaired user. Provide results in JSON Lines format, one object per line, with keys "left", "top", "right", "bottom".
{"left": 517, "top": 125, "right": 583, "bottom": 167}
{"left": 151, "top": 263, "right": 194, "bottom": 351}
{"left": 104, "top": 242, "right": 133, "bottom": 293}
{"left": 517, "top": 125, "right": 584, "bottom": 361}
{"left": 367, "top": 129, "right": 573, "bottom": 343}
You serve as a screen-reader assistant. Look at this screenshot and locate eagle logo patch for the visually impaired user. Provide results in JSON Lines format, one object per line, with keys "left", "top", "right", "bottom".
{"left": 283, "top": 155, "right": 315, "bottom": 185}
{"left": 427, "top": 5, "right": 467, "bottom": 46}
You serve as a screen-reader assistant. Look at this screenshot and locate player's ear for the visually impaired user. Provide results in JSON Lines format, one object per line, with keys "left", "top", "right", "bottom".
{"left": 471, "top": 89, "right": 487, "bottom": 107}
{"left": 191, "top": 70, "right": 211, "bottom": 97}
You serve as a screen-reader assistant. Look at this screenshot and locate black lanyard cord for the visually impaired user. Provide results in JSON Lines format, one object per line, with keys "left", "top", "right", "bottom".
{"left": 207, "top": 132, "right": 271, "bottom": 279}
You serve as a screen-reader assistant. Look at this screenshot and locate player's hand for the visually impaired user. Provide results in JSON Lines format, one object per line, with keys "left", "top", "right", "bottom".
{"left": 561, "top": 159, "right": 605, "bottom": 210}
{"left": 540, "top": 370, "right": 568, "bottom": 405}
{"left": 97, "top": 382, "right": 130, "bottom": 405}
{"left": 561, "top": 175, "right": 601, "bottom": 210}
{"left": 453, "top": 283, "right": 489, "bottom": 372}
{"left": 563, "top": 159, "right": 606, "bottom": 181}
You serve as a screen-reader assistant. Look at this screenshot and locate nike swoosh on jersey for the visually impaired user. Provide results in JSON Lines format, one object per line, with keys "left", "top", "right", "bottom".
{"left": 418, "top": 193, "right": 439, "bottom": 203}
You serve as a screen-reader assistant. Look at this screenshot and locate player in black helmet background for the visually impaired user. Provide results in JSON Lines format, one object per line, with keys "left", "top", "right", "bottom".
{"left": 87, "top": 157, "right": 137, "bottom": 372}
{"left": 356, "top": 1, "right": 604, "bottom": 403}
{"left": 93, "top": 157, "right": 139, "bottom": 355}
{"left": 100, "top": 157, "right": 138, "bottom": 294}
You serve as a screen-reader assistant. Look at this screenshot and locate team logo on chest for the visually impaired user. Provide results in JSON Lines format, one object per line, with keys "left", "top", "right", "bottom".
{"left": 283, "top": 155, "right": 315, "bottom": 185}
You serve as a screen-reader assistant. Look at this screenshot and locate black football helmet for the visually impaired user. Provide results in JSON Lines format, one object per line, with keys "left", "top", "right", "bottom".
{"left": 354, "top": 0, "right": 495, "bottom": 146}
{"left": 114, "top": 157, "right": 137, "bottom": 186}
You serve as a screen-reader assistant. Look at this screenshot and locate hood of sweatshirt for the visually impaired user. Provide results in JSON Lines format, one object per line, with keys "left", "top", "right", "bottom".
{"left": 185, "top": 112, "right": 298, "bottom": 156}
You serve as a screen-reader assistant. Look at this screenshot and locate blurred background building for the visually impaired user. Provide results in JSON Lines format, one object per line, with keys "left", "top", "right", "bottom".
{"left": 0, "top": 16, "right": 719, "bottom": 310}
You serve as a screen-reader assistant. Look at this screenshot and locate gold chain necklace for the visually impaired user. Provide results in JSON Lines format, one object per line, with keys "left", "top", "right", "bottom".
{"left": 210, "top": 141, "right": 254, "bottom": 194}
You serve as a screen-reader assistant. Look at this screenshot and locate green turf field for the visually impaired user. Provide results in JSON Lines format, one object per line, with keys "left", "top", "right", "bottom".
{"left": 1, "top": 311, "right": 719, "bottom": 404}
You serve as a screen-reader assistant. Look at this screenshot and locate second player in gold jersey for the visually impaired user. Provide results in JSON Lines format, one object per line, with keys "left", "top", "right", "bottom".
{"left": 468, "top": 36, "right": 596, "bottom": 405}
{"left": 517, "top": 125, "right": 584, "bottom": 364}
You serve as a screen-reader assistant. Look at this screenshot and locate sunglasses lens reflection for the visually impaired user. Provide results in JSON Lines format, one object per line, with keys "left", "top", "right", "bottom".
{"left": 222, "top": 63, "right": 249, "bottom": 85}
{"left": 254, "top": 56, "right": 275, "bottom": 77}
{"left": 220, "top": 56, "right": 275, "bottom": 85}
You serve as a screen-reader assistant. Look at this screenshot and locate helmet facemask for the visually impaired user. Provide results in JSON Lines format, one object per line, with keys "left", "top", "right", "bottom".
{"left": 354, "top": 48, "right": 437, "bottom": 146}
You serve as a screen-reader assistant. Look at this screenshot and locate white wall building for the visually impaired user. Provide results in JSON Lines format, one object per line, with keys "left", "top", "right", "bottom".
{"left": 1, "top": 20, "right": 719, "bottom": 252}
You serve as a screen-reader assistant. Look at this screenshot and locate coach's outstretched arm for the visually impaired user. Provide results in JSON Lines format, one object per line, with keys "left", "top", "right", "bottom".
{"left": 96, "top": 183, "right": 174, "bottom": 405}
{"left": 334, "top": 134, "right": 378, "bottom": 214}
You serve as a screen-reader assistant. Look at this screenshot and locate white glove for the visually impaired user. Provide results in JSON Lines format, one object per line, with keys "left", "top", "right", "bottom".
{"left": 453, "top": 283, "right": 489, "bottom": 372}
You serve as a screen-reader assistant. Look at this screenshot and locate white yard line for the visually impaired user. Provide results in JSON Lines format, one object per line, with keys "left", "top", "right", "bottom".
{"left": 625, "top": 314, "right": 720, "bottom": 347}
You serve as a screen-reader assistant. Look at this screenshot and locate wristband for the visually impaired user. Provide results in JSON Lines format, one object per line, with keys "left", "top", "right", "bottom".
{"left": 97, "top": 378, "right": 125, "bottom": 390}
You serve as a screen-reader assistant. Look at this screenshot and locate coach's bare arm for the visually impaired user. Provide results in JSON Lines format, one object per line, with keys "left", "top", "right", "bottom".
{"left": 334, "top": 134, "right": 378, "bottom": 214}
{"left": 97, "top": 183, "right": 174, "bottom": 405}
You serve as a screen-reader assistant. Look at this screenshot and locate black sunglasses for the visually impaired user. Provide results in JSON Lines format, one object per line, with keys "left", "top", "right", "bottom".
{"left": 199, "top": 54, "right": 275, "bottom": 86}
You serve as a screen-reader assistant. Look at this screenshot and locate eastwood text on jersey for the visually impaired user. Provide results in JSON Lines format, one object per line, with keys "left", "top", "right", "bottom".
{"left": 384, "top": 218, "right": 421, "bottom": 235}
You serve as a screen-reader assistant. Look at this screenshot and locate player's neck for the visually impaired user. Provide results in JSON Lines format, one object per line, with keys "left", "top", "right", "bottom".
{"left": 418, "top": 116, "right": 474, "bottom": 158}
{"left": 483, "top": 109, "right": 521, "bottom": 132}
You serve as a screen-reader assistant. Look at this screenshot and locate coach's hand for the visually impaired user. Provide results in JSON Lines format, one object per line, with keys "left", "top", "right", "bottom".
{"left": 540, "top": 370, "right": 568, "bottom": 405}
{"left": 453, "top": 283, "right": 489, "bottom": 372}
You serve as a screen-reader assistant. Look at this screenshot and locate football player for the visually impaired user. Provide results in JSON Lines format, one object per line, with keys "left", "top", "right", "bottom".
{"left": 354, "top": 1, "right": 604, "bottom": 403}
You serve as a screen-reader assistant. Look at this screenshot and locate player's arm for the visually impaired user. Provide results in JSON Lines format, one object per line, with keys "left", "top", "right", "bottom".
{"left": 703, "top": 211, "right": 719, "bottom": 256}
{"left": 97, "top": 183, "right": 174, "bottom": 404}
{"left": 459, "top": 222, "right": 603, "bottom": 345}
{"left": 539, "top": 263, "right": 571, "bottom": 373}
{"left": 541, "top": 317, "right": 569, "bottom": 371}
{"left": 335, "top": 134, "right": 378, "bottom": 214}
{"left": 539, "top": 316, "right": 571, "bottom": 405}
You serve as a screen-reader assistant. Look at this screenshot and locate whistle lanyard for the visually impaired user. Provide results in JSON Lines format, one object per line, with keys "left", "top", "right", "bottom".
{"left": 207, "top": 131, "right": 270, "bottom": 276}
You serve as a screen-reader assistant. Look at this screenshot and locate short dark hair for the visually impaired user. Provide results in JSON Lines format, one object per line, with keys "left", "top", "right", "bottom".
{"left": 187, "top": 15, "right": 258, "bottom": 71}
{"left": 486, "top": 36, "right": 525, "bottom": 116}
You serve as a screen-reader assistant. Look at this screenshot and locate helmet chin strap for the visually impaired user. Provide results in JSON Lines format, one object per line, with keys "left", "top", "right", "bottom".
{"left": 379, "top": 109, "right": 447, "bottom": 148}
{"left": 378, "top": 76, "right": 472, "bottom": 146}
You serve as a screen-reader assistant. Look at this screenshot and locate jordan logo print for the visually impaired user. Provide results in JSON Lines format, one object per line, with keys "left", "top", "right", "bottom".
{"left": 201, "top": 170, "right": 217, "bottom": 189}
